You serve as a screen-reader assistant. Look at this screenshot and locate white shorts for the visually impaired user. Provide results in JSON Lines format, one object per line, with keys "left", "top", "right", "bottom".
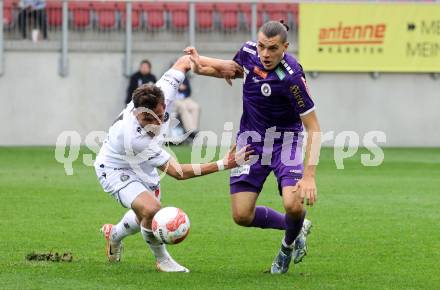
{"left": 95, "top": 166, "right": 161, "bottom": 208}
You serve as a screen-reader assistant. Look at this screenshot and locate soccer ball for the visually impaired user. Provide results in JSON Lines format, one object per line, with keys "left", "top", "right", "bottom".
{"left": 152, "top": 207, "right": 190, "bottom": 244}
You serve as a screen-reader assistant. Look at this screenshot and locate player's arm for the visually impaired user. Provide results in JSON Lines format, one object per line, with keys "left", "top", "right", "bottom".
{"left": 286, "top": 73, "right": 321, "bottom": 205}
{"left": 158, "top": 145, "right": 252, "bottom": 180}
{"left": 184, "top": 47, "right": 243, "bottom": 83}
{"left": 170, "top": 55, "right": 192, "bottom": 74}
{"left": 299, "top": 111, "right": 321, "bottom": 206}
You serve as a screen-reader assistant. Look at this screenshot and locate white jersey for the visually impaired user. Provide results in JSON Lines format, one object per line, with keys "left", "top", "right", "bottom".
{"left": 95, "top": 69, "right": 185, "bottom": 188}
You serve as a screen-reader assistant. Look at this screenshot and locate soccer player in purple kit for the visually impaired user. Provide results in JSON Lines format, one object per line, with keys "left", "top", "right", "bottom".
{"left": 185, "top": 20, "right": 321, "bottom": 274}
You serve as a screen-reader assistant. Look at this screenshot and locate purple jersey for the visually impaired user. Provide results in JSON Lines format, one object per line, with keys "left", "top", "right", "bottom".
{"left": 233, "top": 41, "right": 315, "bottom": 137}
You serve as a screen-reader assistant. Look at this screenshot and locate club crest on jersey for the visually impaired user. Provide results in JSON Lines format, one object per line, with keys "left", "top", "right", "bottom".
{"left": 253, "top": 66, "right": 268, "bottom": 79}
{"left": 120, "top": 174, "right": 130, "bottom": 182}
{"left": 261, "top": 83, "right": 271, "bottom": 97}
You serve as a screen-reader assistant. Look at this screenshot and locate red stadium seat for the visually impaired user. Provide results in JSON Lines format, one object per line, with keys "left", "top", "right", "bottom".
{"left": 46, "top": 1, "right": 63, "bottom": 28}
{"left": 92, "top": 2, "right": 117, "bottom": 29}
{"left": 142, "top": 3, "right": 165, "bottom": 30}
{"left": 116, "top": 2, "right": 142, "bottom": 29}
{"left": 217, "top": 3, "right": 239, "bottom": 31}
{"left": 166, "top": 3, "right": 189, "bottom": 30}
{"left": 240, "top": 3, "right": 264, "bottom": 30}
{"left": 195, "top": 3, "right": 214, "bottom": 30}
{"left": 69, "top": 1, "right": 91, "bottom": 29}
{"left": 3, "top": 0, "right": 14, "bottom": 27}
{"left": 264, "top": 3, "right": 289, "bottom": 23}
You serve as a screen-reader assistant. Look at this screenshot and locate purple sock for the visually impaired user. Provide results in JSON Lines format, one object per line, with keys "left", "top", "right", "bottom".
{"left": 284, "top": 210, "right": 306, "bottom": 246}
{"left": 248, "top": 206, "right": 286, "bottom": 230}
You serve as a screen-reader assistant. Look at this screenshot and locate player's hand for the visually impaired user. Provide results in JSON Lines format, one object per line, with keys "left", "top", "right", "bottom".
{"left": 221, "top": 63, "right": 243, "bottom": 86}
{"left": 296, "top": 176, "right": 317, "bottom": 206}
{"left": 219, "top": 62, "right": 243, "bottom": 79}
{"left": 183, "top": 46, "right": 202, "bottom": 73}
{"left": 223, "top": 144, "right": 253, "bottom": 169}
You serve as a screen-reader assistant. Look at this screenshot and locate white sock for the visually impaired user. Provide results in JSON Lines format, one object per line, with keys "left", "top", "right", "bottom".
{"left": 110, "top": 210, "right": 140, "bottom": 243}
{"left": 140, "top": 226, "right": 169, "bottom": 262}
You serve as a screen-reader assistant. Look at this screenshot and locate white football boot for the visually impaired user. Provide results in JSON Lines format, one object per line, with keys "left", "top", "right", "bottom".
{"left": 293, "top": 219, "right": 312, "bottom": 264}
{"left": 100, "top": 224, "right": 123, "bottom": 262}
{"left": 156, "top": 254, "right": 190, "bottom": 273}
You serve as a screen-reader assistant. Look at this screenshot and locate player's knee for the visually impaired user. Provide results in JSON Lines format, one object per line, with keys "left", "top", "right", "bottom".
{"left": 284, "top": 202, "right": 303, "bottom": 218}
{"left": 138, "top": 202, "right": 161, "bottom": 220}
{"left": 232, "top": 211, "right": 253, "bottom": 226}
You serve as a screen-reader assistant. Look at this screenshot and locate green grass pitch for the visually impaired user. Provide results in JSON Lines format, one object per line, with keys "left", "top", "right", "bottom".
{"left": 1, "top": 146, "right": 439, "bottom": 289}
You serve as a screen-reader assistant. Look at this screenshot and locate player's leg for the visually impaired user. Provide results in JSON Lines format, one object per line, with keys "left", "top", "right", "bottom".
{"left": 270, "top": 185, "right": 306, "bottom": 274}
{"left": 231, "top": 190, "right": 286, "bottom": 229}
{"left": 270, "top": 138, "right": 311, "bottom": 273}
{"left": 230, "top": 157, "right": 287, "bottom": 229}
{"left": 104, "top": 209, "right": 140, "bottom": 243}
{"left": 282, "top": 185, "right": 306, "bottom": 246}
{"left": 100, "top": 209, "right": 140, "bottom": 262}
{"left": 96, "top": 167, "right": 141, "bottom": 262}
{"left": 278, "top": 138, "right": 313, "bottom": 265}
{"left": 131, "top": 190, "right": 189, "bottom": 273}
{"left": 230, "top": 140, "right": 288, "bottom": 229}
{"left": 231, "top": 190, "right": 258, "bottom": 226}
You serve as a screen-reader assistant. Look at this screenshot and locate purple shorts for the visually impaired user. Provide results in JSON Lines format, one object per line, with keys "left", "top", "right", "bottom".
{"left": 230, "top": 133, "right": 304, "bottom": 195}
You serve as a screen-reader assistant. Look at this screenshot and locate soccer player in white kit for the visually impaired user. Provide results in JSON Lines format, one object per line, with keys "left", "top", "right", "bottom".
{"left": 94, "top": 55, "right": 248, "bottom": 272}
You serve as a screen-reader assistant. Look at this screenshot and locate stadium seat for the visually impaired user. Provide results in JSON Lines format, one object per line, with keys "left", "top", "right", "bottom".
{"left": 142, "top": 2, "right": 165, "bottom": 30}
{"left": 3, "top": 0, "right": 14, "bottom": 28}
{"left": 240, "top": 3, "right": 264, "bottom": 30}
{"left": 116, "top": 2, "right": 142, "bottom": 29}
{"left": 217, "top": 3, "right": 239, "bottom": 31}
{"left": 92, "top": 2, "right": 117, "bottom": 30}
{"left": 166, "top": 3, "right": 189, "bottom": 30}
{"left": 69, "top": 1, "right": 91, "bottom": 29}
{"left": 46, "top": 1, "right": 63, "bottom": 28}
{"left": 264, "top": 3, "right": 289, "bottom": 23}
{"left": 195, "top": 3, "right": 214, "bottom": 31}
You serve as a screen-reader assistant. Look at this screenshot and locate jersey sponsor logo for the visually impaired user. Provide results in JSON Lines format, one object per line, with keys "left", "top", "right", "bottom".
{"left": 290, "top": 85, "right": 305, "bottom": 108}
{"left": 275, "top": 67, "right": 286, "bottom": 80}
{"left": 253, "top": 66, "right": 268, "bottom": 79}
{"left": 230, "top": 164, "right": 250, "bottom": 177}
{"left": 164, "top": 112, "right": 170, "bottom": 122}
{"left": 243, "top": 46, "right": 256, "bottom": 55}
{"left": 261, "top": 83, "right": 272, "bottom": 97}
{"left": 246, "top": 41, "right": 257, "bottom": 47}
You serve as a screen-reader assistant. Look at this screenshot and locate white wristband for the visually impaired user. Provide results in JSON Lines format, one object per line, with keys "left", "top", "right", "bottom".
{"left": 216, "top": 160, "right": 225, "bottom": 171}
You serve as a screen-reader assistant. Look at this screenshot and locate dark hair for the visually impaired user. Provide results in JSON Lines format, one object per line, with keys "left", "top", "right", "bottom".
{"left": 132, "top": 84, "right": 164, "bottom": 109}
{"left": 140, "top": 59, "right": 151, "bottom": 68}
{"left": 259, "top": 20, "right": 289, "bottom": 43}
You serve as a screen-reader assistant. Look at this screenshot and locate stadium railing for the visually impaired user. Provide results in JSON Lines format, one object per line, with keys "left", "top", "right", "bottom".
{"left": 0, "top": 0, "right": 301, "bottom": 77}
{"left": 4, "top": 0, "right": 436, "bottom": 77}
